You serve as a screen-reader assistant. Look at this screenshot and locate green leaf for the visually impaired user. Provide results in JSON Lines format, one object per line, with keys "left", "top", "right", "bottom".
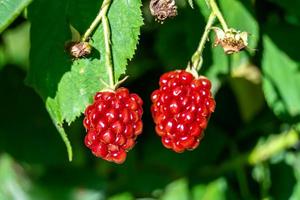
{"left": 27, "top": 0, "right": 74, "bottom": 161}
{"left": 2, "top": 22, "right": 30, "bottom": 70}
{"left": 229, "top": 76, "right": 264, "bottom": 122}
{"left": 262, "top": 36, "right": 300, "bottom": 120}
{"left": 288, "top": 153, "right": 300, "bottom": 200}
{"left": 268, "top": 0, "right": 300, "bottom": 20}
{"left": 0, "top": 154, "right": 105, "bottom": 200}
{"left": 108, "top": 0, "right": 143, "bottom": 81}
{"left": 265, "top": 23, "right": 300, "bottom": 64}
{"left": 0, "top": 46, "right": 6, "bottom": 70}
{"left": 0, "top": 154, "right": 31, "bottom": 200}
{"left": 195, "top": 0, "right": 210, "bottom": 19}
{"left": 161, "top": 179, "right": 189, "bottom": 200}
{"left": 269, "top": 162, "right": 296, "bottom": 200}
{"left": 204, "top": 46, "right": 229, "bottom": 95}
{"left": 27, "top": 0, "right": 72, "bottom": 99}
{"left": 27, "top": 0, "right": 143, "bottom": 161}
{"left": 219, "top": 0, "right": 259, "bottom": 49}
{"left": 49, "top": 0, "right": 143, "bottom": 135}
{"left": 0, "top": 0, "right": 32, "bottom": 33}
{"left": 192, "top": 178, "right": 227, "bottom": 200}
{"left": 0, "top": 67, "right": 67, "bottom": 164}
{"left": 108, "top": 193, "right": 134, "bottom": 200}
{"left": 252, "top": 163, "right": 271, "bottom": 197}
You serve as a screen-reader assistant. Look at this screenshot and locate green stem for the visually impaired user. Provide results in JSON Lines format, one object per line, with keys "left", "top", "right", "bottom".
{"left": 81, "top": 2, "right": 106, "bottom": 42}
{"left": 101, "top": 0, "right": 114, "bottom": 88}
{"left": 190, "top": 13, "right": 216, "bottom": 71}
{"left": 209, "top": 0, "right": 228, "bottom": 31}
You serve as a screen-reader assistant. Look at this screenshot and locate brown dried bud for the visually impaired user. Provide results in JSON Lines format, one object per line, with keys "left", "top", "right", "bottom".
{"left": 213, "top": 28, "right": 248, "bottom": 54}
{"left": 150, "top": 0, "right": 177, "bottom": 23}
{"left": 65, "top": 41, "right": 92, "bottom": 58}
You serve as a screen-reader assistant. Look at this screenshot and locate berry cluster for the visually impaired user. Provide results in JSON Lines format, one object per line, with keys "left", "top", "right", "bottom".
{"left": 151, "top": 70, "right": 215, "bottom": 152}
{"left": 83, "top": 87, "right": 143, "bottom": 164}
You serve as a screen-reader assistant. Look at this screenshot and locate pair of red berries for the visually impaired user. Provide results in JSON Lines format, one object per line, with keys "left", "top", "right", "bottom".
{"left": 83, "top": 70, "right": 216, "bottom": 164}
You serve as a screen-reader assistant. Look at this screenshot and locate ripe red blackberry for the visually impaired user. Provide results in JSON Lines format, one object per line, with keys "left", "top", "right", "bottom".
{"left": 83, "top": 87, "right": 143, "bottom": 164}
{"left": 151, "top": 70, "right": 215, "bottom": 153}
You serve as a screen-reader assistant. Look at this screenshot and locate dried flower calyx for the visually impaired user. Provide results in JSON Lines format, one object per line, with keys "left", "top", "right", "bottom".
{"left": 65, "top": 41, "right": 92, "bottom": 58}
{"left": 213, "top": 28, "right": 248, "bottom": 54}
{"left": 150, "top": 0, "right": 177, "bottom": 23}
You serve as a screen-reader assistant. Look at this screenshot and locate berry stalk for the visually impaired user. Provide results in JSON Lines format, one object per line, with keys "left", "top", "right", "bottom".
{"left": 81, "top": 0, "right": 109, "bottom": 42}
{"left": 82, "top": 0, "right": 116, "bottom": 88}
{"left": 190, "top": 13, "right": 216, "bottom": 71}
{"left": 101, "top": 0, "right": 115, "bottom": 88}
{"left": 208, "top": 0, "right": 228, "bottom": 31}
{"left": 189, "top": 0, "right": 230, "bottom": 71}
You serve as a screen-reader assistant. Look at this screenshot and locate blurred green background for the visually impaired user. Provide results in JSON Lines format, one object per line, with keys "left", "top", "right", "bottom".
{"left": 1, "top": 0, "right": 300, "bottom": 199}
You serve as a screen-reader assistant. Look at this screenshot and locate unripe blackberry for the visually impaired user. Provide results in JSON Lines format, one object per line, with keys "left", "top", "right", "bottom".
{"left": 83, "top": 87, "right": 143, "bottom": 164}
{"left": 151, "top": 70, "right": 215, "bottom": 152}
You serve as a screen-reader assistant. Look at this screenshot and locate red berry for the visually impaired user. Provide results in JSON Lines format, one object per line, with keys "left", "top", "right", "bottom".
{"left": 83, "top": 87, "right": 143, "bottom": 164}
{"left": 150, "top": 70, "right": 215, "bottom": 152}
